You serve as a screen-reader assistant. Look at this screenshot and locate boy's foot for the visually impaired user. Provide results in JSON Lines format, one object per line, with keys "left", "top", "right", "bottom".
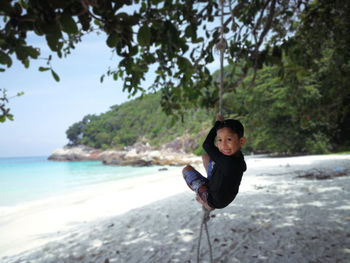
{"left": 196, "top": 186, "right": 214, "bottom": 211}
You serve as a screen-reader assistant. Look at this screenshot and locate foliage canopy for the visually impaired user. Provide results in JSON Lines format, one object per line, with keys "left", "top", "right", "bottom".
{"left": 1, "top": 0, "right": 309, "bottom": 120}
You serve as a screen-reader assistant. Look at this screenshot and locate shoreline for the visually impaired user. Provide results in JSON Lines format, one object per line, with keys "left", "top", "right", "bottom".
{"left": 0, "top": 166, "right": 187, "bottom": 257}
{"left": 0, "top": 162, "right": 180, "bottom": 209}
{"left": 1, "top": 154, "right": 350, "bottom": 262}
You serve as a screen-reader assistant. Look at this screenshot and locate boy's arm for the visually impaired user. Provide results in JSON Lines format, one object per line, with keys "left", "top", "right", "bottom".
{"left": 202, "top": 121, "right": 223, "bottom": 163}
{"left": 203, "top": 113, "right": 224, "bottom": 157}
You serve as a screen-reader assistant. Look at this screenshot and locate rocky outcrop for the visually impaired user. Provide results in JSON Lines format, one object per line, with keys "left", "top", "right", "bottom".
{"left": 48, "top": 145, "right": 103, "bottom": 161}
{"left": 159, "top": 135, "right": 200, "bottom": 154}
{"left": 48, "top": 140, "right": 202, "bottom": 166}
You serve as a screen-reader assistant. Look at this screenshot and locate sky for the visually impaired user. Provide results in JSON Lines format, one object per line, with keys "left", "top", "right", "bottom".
{"left": 0, "top": 32, "right": 134, "bottom": 158}
{"left": 0, "top": 32, "right": 220, "bottom": 158}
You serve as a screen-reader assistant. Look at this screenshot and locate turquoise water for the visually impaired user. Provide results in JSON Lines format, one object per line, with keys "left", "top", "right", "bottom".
{"left": 0, "top": 156, "right": 169, "bottom": 207}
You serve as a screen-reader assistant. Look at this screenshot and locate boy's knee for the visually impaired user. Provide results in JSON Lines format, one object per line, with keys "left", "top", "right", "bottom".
{"left": 182, "top": 165, "right": 194, "bottom": 175}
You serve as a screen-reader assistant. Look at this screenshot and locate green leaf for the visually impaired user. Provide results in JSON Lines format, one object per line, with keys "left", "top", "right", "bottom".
{"left": 0, "top": 51, "right": 12, "bottom": 67}
{"left": 185, "top": 25, "right": 193, "bottom": 38}
{"left": 23, "top": 58, "right": 29, "bottom": 68}
{"left": 39, "top": 66, "right": 50, "bottom": 72}
{"left": 26, "top": 46, "right": 40, "bottom": 59}
{"left": 15, "top": 46, "right": 26, "bottom": 60}
{"left": 129, "top": 45, "right": 138, "bottom": 56}
{"left": 51, "top": 69, "right": 60, "bottom": 82}
{"left": 46, "top": 34, "right": 60, "bottom": 52}
{"left": 60, "top": 12, "right": 78, "bottom": 34}
{"left": 106, "top": 33, "right": 119, "bottom": 48}
{"left": 178, "top": 57, "right": 192, "bottom": 72}
{"left": 151, "top": 0, "right": 162, "bottom": 5}
{"left": 7, "top": 114, "right": 14, "bottom": 121}
{"left": 94, "top": 19, "right": 102, "bottom": 27}
{"left": 137, "top": 25, "right": 151, "bottom": 46}
{"left": 193, "top": 37, "right": 204, "bottom": 43}
{"left": 144, "top": 54, "right": 156, "bottom": 64}
{"left": 113, "top": 72, "right": 118, "bottom": 80}
{"left": 41, "top": 21, "right": 61, "bottom": 35}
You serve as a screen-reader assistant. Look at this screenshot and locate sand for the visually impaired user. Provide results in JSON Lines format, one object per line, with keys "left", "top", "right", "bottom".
{"left": 1, "top": 154, "right": 350, "bottom": 263}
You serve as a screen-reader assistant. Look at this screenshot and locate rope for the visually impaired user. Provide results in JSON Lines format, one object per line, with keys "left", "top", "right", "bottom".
{"left": 195, "top": 2, "right": 225, "bottom": 262}
{"left": 218, "top": 0, "right": 226, "bottom": 116}
{"left": 196, "top": 207, "right": 213, "bottom": 263}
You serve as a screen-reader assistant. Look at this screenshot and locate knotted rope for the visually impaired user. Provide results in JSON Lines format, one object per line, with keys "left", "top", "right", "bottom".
{"left": 196, "top": 207, "right": 213, "bottom": 263}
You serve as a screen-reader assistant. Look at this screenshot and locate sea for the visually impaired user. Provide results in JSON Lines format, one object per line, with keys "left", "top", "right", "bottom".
{"left": 0, "top": 156, "right": 172, "bottom": 208}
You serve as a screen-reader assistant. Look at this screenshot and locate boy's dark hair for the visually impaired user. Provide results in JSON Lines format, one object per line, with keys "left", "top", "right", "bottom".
{"left": 217, "top": 119, "right": 244, "bottom": 138}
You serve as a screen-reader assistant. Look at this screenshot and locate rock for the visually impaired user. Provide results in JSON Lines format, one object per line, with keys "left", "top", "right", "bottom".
{"left": 48, "top": 145, "right": 102, "bottom": 161}
{"left": 124, "top": 141, "right": 152, "bottom": 153}
{"left": 159, "top": 134, "right": 201, "bottom": 153}
{"left": 49, "top": 142, "right": 202, "bottom": 167}
{"left": 118, "top": 159, "right": 153, "bottom": 167}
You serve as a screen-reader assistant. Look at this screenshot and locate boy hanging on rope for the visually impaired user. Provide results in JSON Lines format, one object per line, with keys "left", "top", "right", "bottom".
{"left": 183, "top": 114, "right": 247, "bottom": 210}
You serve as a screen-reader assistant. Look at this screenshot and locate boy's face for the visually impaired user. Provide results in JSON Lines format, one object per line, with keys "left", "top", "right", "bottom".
{"left": 216, "top": 127, "right": 246, "bottom": 156}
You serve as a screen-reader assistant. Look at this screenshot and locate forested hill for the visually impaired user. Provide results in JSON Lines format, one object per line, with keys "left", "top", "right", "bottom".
{"left": 66, "top": 63, "right": 350, "bottom": 156}
{"left": 66, "top": 92, "right": 214, "bottom": 154}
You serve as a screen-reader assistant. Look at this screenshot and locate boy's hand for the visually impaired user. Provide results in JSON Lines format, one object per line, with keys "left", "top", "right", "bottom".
{"left": 216, "top": 114, "right": 224, "bottom": 122}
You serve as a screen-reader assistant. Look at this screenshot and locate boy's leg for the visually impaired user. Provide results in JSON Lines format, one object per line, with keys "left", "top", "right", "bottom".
{"left": 182, "top": 165, "right": 214, "bottom": 210}
{"left": 182, "top": 165, "right": 208, "bottom": 192}
{"left": 196, "top": 187, "right": 214, "bottom": 211}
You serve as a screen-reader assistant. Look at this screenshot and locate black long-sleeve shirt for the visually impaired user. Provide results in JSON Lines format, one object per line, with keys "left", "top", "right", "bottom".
{"left": 203, "top": 121, "right": 247, "bottom": 209}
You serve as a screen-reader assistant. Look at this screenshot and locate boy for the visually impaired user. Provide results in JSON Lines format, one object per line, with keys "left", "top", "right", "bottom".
{"left": 183, "top": 114, "right": 247, "bottom": 210}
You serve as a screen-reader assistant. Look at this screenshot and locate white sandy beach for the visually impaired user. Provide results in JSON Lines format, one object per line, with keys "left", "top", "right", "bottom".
{"left": 1, "top": 154, "right": 350, "bottom": 263}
